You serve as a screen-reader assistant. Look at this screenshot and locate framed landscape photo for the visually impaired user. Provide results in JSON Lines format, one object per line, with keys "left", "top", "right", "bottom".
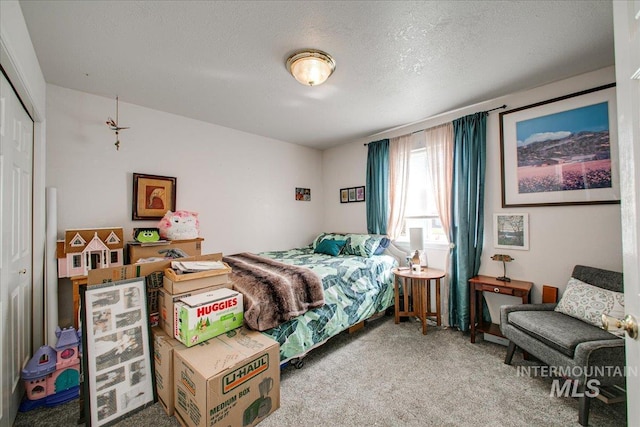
{"left": 132, "top": 173, "right": 176, "bottom": 220}
{"left": 81, "top": 278, "right": 156, "bottom": 426}
{"left": 499, "top": 83, "right": 620, "bottom": 207}
{"left": 494, "top": 213, "right": 529, "bottom": 250}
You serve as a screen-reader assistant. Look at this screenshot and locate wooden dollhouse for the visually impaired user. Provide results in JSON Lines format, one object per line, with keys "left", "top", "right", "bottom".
{"left": 19, "top": 326, "right": 81, "bottom": 411}
{"left": 57, "top": 227, "right": 125, "bottom": 278}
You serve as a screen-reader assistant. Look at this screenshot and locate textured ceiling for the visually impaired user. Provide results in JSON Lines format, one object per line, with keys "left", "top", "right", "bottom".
{"left": 19, "top": 1, "right": 614, "bottom": 150}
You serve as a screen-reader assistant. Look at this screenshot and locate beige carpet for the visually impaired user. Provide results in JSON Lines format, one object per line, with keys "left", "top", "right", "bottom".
{"left": 14, "top": 315, "right": 627, "bottom": 426}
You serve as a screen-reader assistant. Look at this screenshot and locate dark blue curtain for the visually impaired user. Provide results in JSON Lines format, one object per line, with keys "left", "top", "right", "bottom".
{"left": 366, "top": 139, "right": 389, "bottom": 234}
{"left": 449, "top": 112, "right": 487, "bottom": 331}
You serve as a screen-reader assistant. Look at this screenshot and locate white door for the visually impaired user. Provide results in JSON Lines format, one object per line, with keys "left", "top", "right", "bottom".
{"left": 0, "top": 72, "right": 34, "bottom": 425}
{"left": 613, "top": 1, "right": 640, "bottom": 424}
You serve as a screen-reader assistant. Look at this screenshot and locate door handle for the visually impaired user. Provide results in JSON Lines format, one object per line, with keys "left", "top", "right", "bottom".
{"left": 18, "top": 269, "right": 27, "bottom": 275}
{"left": 602, "top": 313, "right": 638, "bottom": 339}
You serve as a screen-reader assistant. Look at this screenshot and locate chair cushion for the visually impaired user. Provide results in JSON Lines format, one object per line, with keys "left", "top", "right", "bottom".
{"left": 508, "top": 311, "right": 620, "bottom": 357}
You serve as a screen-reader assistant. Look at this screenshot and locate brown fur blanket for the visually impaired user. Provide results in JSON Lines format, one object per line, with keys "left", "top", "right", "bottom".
{"left": 222, "top": 253, "right": 325, "bottom": 331}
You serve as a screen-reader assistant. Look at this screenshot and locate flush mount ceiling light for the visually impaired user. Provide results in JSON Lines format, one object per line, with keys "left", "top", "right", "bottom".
{"left": 286, "top": 49, "right": 336, "bottom": 86}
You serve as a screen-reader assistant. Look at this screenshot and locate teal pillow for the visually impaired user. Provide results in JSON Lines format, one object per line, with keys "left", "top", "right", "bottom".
{"left": 312, "top": 232, "right": 348, "bottom": 249}
{"left": 314, "top": 239, "right": 346, "bottom": 256}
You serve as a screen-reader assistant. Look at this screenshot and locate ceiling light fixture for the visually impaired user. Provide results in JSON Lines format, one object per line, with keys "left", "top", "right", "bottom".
{"left": 286, "top": 49, "right": 336, "bottom": 86}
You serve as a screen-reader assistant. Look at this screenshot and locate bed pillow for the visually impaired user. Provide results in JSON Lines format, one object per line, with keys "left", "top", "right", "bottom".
{"left": 312, "top": 233, "right": 348, "bottom": 249}
{"left": 373, "top": 237, "right": 391, "bottom": 255}
{"left": 554, "top": 277, "right": 625, "bottom": 336}
{"left": 314, "top": 239, "right": 346, "bottom": 256}
{"left": 343, "top": 234, "right": 385, "bottom": 258}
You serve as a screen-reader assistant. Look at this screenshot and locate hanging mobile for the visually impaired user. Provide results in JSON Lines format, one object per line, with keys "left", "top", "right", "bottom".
{"left": 106, "top": 96, "right": 129, "bottom": 150}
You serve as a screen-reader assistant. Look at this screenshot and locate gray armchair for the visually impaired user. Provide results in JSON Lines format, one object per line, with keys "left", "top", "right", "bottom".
{"left": 500, "top": 265, "right": 625, "bottom": 426}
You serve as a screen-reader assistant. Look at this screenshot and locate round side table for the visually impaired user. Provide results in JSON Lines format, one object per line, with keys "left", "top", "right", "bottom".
{"left": 392, "top": 267, "right": 445, "bottom": 335}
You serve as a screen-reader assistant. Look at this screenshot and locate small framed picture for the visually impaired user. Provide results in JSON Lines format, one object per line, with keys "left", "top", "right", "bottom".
{"left": 295, "top": 187, "right": 310, "bottom": 201}
{"left": 494, "top": 213, "right": 529, "bottom": 250}
{"left": 132, "top": 173, "right": 176, "bottom": 220}
{"left": 340, "top": 189, "right": 349, "bottom": 203}
{"left": 340, "top": 186, "right": 366, "bottom": 203}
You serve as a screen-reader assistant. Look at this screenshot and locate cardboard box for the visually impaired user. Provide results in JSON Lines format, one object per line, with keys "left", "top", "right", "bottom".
{"left": 174, "top": 288, "right": 243, "bottom": 347}
{"left": 87, "top": 253, "right": 223, "bottom": 285}
{"left": 152, "top": 326, "right": 186, "bottom": 416}
{"left": 158, "top": 283, "right": 233, "bottom": 338}
{"left": 174, "top": 328, "right": 280, "bottom": 427}
{"left": 163, "top": 264, "right": 232, "bottom": 294}
{"left": 128, "top": 238, "right": 204, "bottom": 264}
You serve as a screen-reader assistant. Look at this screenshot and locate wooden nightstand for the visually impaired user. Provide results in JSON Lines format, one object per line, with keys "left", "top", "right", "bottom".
{"left": 469, "top": 275, "right": 532, "bottom": 343}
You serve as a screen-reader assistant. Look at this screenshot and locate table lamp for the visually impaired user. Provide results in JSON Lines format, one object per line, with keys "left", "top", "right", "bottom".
{"left": 409, "top": 228, "right": 424, "bottom": 273}
{"left": 491, "top": 254, "right": 514, "bottom": 282}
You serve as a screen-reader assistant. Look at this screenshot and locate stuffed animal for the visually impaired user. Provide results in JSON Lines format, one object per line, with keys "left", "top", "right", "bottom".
{"left": 158, "top": 210, "right": 200, "bottom": 240}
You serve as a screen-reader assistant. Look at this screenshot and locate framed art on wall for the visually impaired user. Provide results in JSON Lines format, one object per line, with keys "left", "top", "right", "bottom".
{"left": 80, "top": 278, "right": 156, "bottom": 426}
{"left": 295, "top": 187, "right": 310, "bottom": 201}
{"left": 340, "top": 186, "right": 365, "bottom": 203}
{"left": 494, "top": 213, "right": 529, "bottom": 251}
{"left": 499, "top": 83, "right": 620, "bottom": 207}
{"left": 132, "top": 173, "right": 176, "bottom": 220}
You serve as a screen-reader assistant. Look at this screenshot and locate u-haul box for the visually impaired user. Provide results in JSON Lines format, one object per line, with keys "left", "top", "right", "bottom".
{"left": 174, "top": 288, "right": 243, "bottom": 347}
{"left": 151, "top": 326, "right": 186, "bottom": 416}
{"left": 174, "top": 327, "right": 280, "bottom": 427}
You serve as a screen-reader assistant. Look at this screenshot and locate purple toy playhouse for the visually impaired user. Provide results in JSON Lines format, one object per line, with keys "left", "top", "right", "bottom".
{"left": 19, "top": 326, "right": 81, "bottom": 411}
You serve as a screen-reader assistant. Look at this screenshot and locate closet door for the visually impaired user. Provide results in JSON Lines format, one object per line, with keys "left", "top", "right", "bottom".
{"left": 0, "top": 71, "right": 34, "bottom": 427}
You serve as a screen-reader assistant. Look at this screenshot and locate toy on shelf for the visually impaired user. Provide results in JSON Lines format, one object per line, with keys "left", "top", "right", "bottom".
{"left": 19, "top": 326, "right": 82, "bottom": 412}
{"left": 57, "top": 227, "right": 124, "bottom": 278}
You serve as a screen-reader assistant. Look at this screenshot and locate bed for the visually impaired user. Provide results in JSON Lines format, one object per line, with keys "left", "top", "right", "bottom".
{"left": 222, "top": 233, "right": 400, "bottom": 367}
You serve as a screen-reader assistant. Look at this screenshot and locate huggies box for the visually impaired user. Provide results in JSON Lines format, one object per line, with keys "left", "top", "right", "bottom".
{"left": 174, "top": 288, "right": 243, "bottom": 347}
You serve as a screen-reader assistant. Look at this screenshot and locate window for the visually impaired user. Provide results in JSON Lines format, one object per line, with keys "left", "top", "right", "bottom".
{"left": 110, "top": 251, "right": 119, "bottom": 263}
{"left": 70, "top": 232, "right": 86, "bottom": 247}
{"left": 72, "top": 254, "right": 81, "bottom": 268}
{"left": 396, "top": 148, "right": 447, "bottom": 246}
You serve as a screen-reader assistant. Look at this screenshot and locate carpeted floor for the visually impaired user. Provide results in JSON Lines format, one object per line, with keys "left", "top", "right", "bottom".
{"left": 14, "top": 315, "right": 627, "bottom": 426}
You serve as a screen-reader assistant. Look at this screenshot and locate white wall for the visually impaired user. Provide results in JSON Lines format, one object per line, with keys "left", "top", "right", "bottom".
{"left": 46, "top": 84, "right": 324, "bottom": 256}
{"left": 323, "top": 67, "right": 622, "bottom": 310}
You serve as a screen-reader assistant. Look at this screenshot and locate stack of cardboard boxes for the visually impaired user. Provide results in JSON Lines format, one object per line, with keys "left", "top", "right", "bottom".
{"left": 150, "top": 256, "right": 280, "bottom": 427}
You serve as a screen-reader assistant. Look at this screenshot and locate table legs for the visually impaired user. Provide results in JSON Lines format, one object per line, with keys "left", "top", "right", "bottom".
{"left": 394, "top": 276, "right": 442, "bottom": 335}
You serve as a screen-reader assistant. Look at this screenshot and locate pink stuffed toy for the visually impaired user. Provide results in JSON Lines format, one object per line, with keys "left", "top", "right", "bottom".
{"left": 158, "top": 210, "right": 200, "bottom": 240}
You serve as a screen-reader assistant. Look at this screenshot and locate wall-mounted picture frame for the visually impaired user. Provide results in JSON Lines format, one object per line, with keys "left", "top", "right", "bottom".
{"left": 340, "top": 186, "right": 365, "bottom": 203}
{"left": 494, "top": 213, "right": 529, "bottom": 251}
{"left": 499, "top": 83, "right": 620, "bottom": 207}
{"left": 340, "top": 189, "right": 348, "bottom": 203}
{"left": 295, "top": 187, "right": 310, "bottom": 201}
{"left": 80, "top": 278, "right": 156, "bottom": 426}
{"left": 132, "top": 173, "right": 176, "bottom": 220}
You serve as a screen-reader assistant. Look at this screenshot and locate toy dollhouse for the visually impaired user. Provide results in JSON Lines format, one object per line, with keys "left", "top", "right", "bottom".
{"left": 57, "top": 227, "right": 124, "bottom": 278}
{"left": 19, "top": 326, "right": 81, "bottom": 411}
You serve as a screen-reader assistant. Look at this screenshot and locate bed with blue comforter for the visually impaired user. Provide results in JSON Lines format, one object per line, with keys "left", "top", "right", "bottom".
{"left": 248, "top": 233, "right": 398, "bottom": 364}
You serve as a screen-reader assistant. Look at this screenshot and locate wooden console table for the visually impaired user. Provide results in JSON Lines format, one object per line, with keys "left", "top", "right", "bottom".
{"left": 392, "top": 267, "right": 445, "bottom": 335}
{"left": 469, "top": 275, "right": 532, "bottom": 343}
